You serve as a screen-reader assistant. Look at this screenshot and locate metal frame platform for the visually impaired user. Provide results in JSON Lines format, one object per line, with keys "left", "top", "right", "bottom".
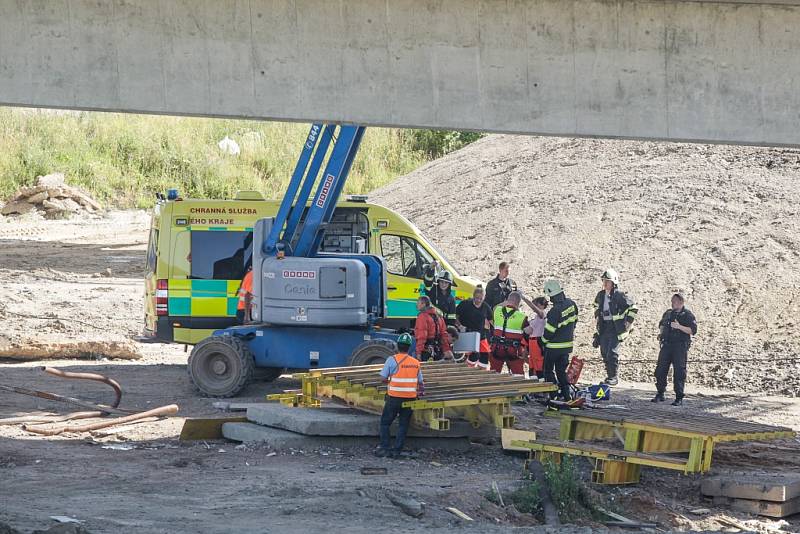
{"left": 513, "top": 407, "right": 795, "bottom": 484}
{"left": 268, "top": 361, "right": 556, "bottom": 431}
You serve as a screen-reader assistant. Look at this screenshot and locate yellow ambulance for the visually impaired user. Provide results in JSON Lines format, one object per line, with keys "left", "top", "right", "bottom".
{"left": 143, "top": 191, "right": 480, "bottom": 344}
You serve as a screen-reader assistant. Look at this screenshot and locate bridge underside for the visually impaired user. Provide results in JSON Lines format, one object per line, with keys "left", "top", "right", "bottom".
{"left": 1, "top": 0, "right": 799, "bottom": 146}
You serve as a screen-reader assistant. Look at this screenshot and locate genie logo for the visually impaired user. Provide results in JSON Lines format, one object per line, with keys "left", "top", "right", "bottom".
{"left": 282, "top": 270, "right": 316, "bottom": 279}
{"left": 316, "top": 173, "right": 335, "bottom": 208}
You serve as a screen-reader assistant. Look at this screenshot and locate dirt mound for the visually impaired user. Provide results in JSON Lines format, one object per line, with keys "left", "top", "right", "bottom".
{"left": 1, "top": 173, "right": 102, "bottom": 218}
{"left": 371, "top": 135, "right": 800, "bottom": 396}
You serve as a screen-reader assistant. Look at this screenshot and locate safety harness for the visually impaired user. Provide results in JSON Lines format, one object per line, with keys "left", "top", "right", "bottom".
{"left": 491, "top": 307, "right": 523, "bottom": 360}
{"left": 423, "top": 310, "right": 445, "bottom": 361}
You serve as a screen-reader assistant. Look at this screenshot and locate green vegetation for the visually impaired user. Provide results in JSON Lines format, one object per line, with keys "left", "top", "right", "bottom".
{"left": 409, "top": 130, "right": 483, "bottom": 158}
{"left": 0, "top": 108, "right": 482, "bottom": 209}
{"left": 492, "top": 458, "right": 601, "bottom": 523}
{"left": 509, "top": 479, "right": 543, "bottom": 515}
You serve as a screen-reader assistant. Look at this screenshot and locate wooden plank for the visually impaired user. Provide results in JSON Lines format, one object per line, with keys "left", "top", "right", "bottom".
{"left": 712, "top": 495, "right": 800, "bottom": 518}
{"left": 702, "top": 476, "right": 800, "bottom": 502}
{"left": 179, "top": 416, "right": 248, "bottom": 440}
{"left": 501, "top": 428, "right": 537, "bottom": 452}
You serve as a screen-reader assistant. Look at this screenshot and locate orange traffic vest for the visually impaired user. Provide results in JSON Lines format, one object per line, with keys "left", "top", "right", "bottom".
{"left": 237, "top": 270, "right": 253, "bottom": 311}
{"left": 387, "top": 354, "right": 421, "bottom": 398}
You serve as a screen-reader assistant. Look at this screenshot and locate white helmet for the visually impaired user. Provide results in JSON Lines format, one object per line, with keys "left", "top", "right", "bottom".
{"left": 543, "top": 280, "right": 564, "bottom": 297}
{"left": 601, "top": 268, "right": 620, "bottom": 285}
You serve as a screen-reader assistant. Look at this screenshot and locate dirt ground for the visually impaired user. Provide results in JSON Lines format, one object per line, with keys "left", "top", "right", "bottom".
{"left": 2, "top": 142, "right": 800, "bottom": 532}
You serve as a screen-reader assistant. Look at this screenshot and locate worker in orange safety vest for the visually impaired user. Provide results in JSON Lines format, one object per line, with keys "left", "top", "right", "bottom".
{"left": 237, "top": 266, "right": 253, "bottom": 324}
{"left": 376, "top": 333, "right": 424, "bottom": 458}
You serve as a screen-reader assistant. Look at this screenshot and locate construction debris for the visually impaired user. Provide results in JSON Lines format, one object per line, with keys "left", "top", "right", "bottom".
{"left": 0, "top": 340, "right": 141, "bottom": 362}
{"left": 179, "top": 416, "right": 248, "bottom": 441}
{"left": 1, "top": 367, "right": 178, "bottom": 436}
{"left": 41, "top": 366, "right": 123, "bottom": 408}
{"left": 1, "top": 173, "right": 102, "bottom": 218}
{"left": 491, "top": 481, "right": 505, "bottom": 507}
{"left": 386, "top": 492, "right": 424, "bottom": 518}
{"left": 360, "top": 467, "right": 387, "bottom": 476}
{"left": 702, "top": 475, "right": 800, "bottom": 518}
{"left": 24, "top": 404, "right": 178, "bottom": 436}
{"left": 445, "top": 507, "right": 473, "bottom": 521}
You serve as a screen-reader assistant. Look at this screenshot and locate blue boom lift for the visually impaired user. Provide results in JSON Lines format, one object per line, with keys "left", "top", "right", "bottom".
{"left": 188, "top": 124, "right": 409, "bottom": 397}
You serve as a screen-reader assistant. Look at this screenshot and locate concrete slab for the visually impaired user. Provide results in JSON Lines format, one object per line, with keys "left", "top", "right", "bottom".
{"left": 712, "top": 495, "right": 800, "bottom": 518}
{"left": 702, "top": 475, "right": 800, "bottom": 502}
{"left": 221, "top": 422, "right": 472, "bottom": 452}
{"left": 245, "top": 403, "right": 493, "bottom": 438}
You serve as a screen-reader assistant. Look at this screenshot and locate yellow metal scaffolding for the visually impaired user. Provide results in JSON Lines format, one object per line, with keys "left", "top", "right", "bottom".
{"left": 512, "top": 407, "right": 796, "bottom": 484}
{"left": 268, "top": 361, "right": 556, "bottom": 432}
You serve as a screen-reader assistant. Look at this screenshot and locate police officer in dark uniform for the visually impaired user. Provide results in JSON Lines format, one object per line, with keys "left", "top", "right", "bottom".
{"left": 653, "top": 293, "right": 698, "bottom": 406}
{"left": 485, "top": 261, "right": 517, "bottom": 311}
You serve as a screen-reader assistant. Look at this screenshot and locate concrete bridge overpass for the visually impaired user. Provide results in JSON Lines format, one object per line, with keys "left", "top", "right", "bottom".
{"left": 0, "top": 0, "right": 799, "bottom": 146}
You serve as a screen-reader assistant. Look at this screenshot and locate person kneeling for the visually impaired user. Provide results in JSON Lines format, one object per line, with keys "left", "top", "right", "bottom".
{"left": 376, "top": 333, "right": 424, "bottom": 459}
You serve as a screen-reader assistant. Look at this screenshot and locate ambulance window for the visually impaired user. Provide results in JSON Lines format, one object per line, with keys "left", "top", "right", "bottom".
{"left": 380, "top": 235, "right": 433, "bottom": 279}
{"left": 146, "top": 229, "right": 158, "bottom": 272}
{"left": 190, "top": 231, "right": 253, "bottom": 280}
{"left": 380, "top": 235, "right": 403, "bottom": 274}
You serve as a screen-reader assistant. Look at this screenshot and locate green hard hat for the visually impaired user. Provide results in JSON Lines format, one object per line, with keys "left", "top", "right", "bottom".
{"left": 397, "top": 333, "right": 413, "bottom": 346}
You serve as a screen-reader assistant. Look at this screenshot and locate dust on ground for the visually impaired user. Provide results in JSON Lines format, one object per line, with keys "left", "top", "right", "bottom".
{"left": 3, "top": 136, "right": 800, "bottom": 533}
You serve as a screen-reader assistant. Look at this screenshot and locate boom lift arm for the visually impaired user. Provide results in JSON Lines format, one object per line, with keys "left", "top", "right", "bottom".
{"left": 263, "top": 124, "right": 366, "bottom": 258}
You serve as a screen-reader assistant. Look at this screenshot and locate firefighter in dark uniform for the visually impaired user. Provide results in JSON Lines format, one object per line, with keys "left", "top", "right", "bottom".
{"left": 653, "top": 293, "right": 697, "bottom": 406}
{"left": 541, "top": 280, "right": 578, "bottom": 401}
{"left": 592, "top": 268, "right": 637, "bottom": 386}
{"left": 421, "top": 263, "right": 457, "bottom": 326}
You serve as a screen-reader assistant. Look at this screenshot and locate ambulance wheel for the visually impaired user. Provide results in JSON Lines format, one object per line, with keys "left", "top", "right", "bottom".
{"left": 188, "top": 335, "right": 254, "bottom": 397}
{"left": 349, "top": 339, "right": 396, "bottom": 366}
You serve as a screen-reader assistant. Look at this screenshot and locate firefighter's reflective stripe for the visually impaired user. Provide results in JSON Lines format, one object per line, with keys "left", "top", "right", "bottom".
{"left": 499, "top": 327, "right": 525, "bottom": 334}
{"left": 561, "top": 305, "right": 576, "bottom": 317}
{"left": 558, "top": 315, "right": 578, "bottom": 328}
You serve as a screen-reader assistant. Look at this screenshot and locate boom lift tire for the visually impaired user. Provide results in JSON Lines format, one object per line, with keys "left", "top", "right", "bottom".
{"left": 349, "top": 339, "right": 397, "bottom": 366}
{"left": 188, "top": 335, "right": 254, "bottom": 397}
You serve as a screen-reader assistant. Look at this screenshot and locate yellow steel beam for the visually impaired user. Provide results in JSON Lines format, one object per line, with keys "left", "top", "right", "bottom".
{"left": 512, "top": 440, "right": 688, "bottom": 472}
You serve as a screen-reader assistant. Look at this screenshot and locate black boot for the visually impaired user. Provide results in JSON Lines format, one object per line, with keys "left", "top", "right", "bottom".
{"left": 671, "top": 397, "right": 683, "bottom": 406}
{"left": 651, "top": 392, "right": 665, "bottom": 403}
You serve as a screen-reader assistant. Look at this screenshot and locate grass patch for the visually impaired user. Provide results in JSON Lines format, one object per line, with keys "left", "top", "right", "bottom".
{"left": 489, "top": 458, "right": 601, "bottom": 524}
{"left": 509, "top": 479, "right": 543, "bottom": 516}
{"left": 0, "top": 108, "right": 481, "bottom": 209}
